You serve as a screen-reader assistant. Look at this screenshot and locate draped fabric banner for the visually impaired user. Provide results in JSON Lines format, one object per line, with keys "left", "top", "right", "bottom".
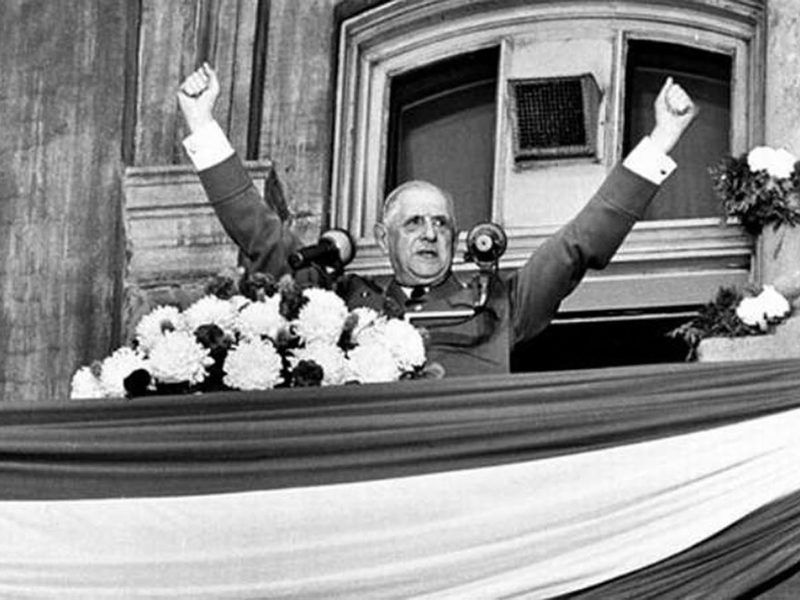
{"left": 3, "top": 360, "right": 800, "bottom": 598}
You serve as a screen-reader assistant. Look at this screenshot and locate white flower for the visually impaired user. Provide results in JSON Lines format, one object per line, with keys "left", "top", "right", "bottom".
{"left": 290, "top": 342, "right": 348, "bottom": 386}
{"left": 70, "top": 366, "right": 106, "bottom": 400}
{"left": 347, "top": 342, "right": 401, "bottom": 383}
{"left": 294, "top": 288, "right": 349, "bottom": 345}
{"left": 382, "top": 319, "right": 426, "bottom": 370}
{"left": 223, "top": 339, "right": 284, "bottom": 391}
{"left": 135, "top": 305, "right": 186, "bottom": 353}
{"left": 736, "top": 285, "right": 791, "bottom": 330}
{"left": 747, "top": 146, "right": 797, "bottom": 179}
{"left": 736, "top": 296, "right": 768, "bottom": 330}
{"left": 147, "top": 330, "right": 213, "bottom": 385}
{"left": 349, "top": 307, "right": 380, "bottom": 338}
{"left": 747, "top": 146, "right": 773, "bottom": 173}
{"left": 235, "top": 294, "right": 286, "bottom": 341}
{"left": 357, "top": 317, "right": 426, "bottom": 371}
{"left": 183, "top": 295, "right": 238, "bottom": 335}
{"left": 758, "top": 285, "right": 791, "bottom": 320}
{"left": 100, "top": 347, "right": 149, "bottom": 397}
{"left": 229, "top": 294, "right": 251, "bottom": 312}
{"left": 770, "top": 149, "right": 797, "bottom": 179}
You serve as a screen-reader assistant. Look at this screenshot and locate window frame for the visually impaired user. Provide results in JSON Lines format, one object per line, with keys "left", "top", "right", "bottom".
{"left": 331, "top": 0, "right": 765, "bottom": 313}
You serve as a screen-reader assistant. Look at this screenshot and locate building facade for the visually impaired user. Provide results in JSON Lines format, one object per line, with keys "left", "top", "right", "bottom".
{"left": 4, "top": 0, "right": 799, "bottom": 401}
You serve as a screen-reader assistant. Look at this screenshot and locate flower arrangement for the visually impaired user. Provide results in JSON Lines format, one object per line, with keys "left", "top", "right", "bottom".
{"left": 71, "top": 272, "right": 428, "bottom": 399}
{"left": 711, "top": 145, "right": 800, "bottom": 234}
{"left": 668, "top": 284, "right": 792, "bottom": 360}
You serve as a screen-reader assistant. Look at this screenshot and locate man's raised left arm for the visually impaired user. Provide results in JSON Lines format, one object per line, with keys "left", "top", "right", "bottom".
{"left": 510, "top": 77, "right": 698, "bottom": 344}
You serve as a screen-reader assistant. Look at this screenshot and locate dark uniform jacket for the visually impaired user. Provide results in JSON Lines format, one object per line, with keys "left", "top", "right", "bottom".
{"left": 197, "top": 155, "right": 659, "bottom": 377}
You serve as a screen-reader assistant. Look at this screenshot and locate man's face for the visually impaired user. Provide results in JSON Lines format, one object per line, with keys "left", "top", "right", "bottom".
{"left": 375, "top": 185, "right": 456, "bottom": 287}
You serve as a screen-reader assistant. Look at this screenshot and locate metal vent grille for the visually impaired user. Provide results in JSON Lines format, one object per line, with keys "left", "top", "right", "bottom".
{"left": 509, "top": 74, "right": 600, "bottom": 162}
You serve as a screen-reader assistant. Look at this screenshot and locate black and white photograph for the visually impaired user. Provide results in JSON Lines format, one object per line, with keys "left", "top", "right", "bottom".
{"left": 1, "top": 1, "right": 800, "bottom": 598}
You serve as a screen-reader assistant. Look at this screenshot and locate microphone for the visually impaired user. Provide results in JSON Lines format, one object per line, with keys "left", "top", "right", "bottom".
{"left": 464, "top": 222, "right": 507, "bottom": 266}
{"left": 464, "top": 222, "right": 507, "bottom": 311}
{"left": 288, "top": 228, "right": 356, "bottom": 271}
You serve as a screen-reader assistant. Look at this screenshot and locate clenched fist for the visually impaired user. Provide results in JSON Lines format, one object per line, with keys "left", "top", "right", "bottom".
{"left": 177, "top": 62, "right": 220, "bottom": 133}
{"left": 650, "top": 77, "right": 699, "bottom": 155}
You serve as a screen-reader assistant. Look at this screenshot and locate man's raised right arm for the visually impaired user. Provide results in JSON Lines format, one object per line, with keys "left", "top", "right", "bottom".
{"left": 177, "top": 63, "right": 300, "bottom": 277}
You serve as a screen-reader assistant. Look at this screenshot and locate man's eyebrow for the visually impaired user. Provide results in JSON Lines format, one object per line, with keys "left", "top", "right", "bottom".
{"left": 401, "top": 213, "right": 451, "bottom": 224}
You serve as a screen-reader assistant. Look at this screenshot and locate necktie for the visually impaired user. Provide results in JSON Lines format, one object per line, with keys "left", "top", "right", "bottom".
{"left": 406, "top": 285, "right": 427, "bottom": 306}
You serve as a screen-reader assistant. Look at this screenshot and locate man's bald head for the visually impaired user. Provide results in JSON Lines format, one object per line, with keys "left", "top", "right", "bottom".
{"left": 381, "top": 180, "right": 457, "bottom": 232}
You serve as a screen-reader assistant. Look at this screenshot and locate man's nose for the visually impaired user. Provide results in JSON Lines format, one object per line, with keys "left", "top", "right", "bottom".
{"left": 422, "top": 218, "right": 438, "bottom": 240}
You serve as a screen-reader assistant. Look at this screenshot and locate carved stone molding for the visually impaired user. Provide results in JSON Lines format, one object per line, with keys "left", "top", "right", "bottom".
{"left": 123, "top": 162, "right": 272, "bottom": 286}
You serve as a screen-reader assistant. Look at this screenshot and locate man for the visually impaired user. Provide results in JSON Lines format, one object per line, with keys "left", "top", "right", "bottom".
{"left": 178, "top": 64, "right": 697, "bottom": 377}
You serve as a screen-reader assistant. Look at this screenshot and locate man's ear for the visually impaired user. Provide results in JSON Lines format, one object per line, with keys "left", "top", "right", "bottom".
{"left": 374, "top": 222, "right": 389, "bottom": 255}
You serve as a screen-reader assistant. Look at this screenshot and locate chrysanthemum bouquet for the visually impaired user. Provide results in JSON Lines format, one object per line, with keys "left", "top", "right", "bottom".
{"left": 71, "top": 272, "right": 428, "bottom": 399}
{"left": 711, "top": 145, "right": 800, "bottom": 234}
{"left": 668, "top": 284, "right": 792, "bottom": 360}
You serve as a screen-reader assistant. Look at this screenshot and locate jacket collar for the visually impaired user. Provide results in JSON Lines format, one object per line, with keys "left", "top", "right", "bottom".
{"left": 385, "top": 272, "right": 474, "bottom": 309}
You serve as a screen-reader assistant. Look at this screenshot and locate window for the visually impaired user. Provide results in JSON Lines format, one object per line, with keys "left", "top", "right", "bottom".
{"left": 624, "top": 41, "right": 733, "bottom": 221}
{"left": 386, "top": 47, "right": 499, "bottom": 231}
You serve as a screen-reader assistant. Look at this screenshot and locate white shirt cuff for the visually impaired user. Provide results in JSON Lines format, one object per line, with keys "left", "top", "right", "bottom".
{"left": 622, "top": 136, "right": 676, "bottom": 185}
{"left": 182, "top": 120, "right": 235, "bottom": 171}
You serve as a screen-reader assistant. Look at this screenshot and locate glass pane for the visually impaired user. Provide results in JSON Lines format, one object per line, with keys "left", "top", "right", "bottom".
{"left": 624, "top": 41, "right": 732, "bottom": 220}
{"left": 387, "top": 47, "right": 499, "bottom": 231}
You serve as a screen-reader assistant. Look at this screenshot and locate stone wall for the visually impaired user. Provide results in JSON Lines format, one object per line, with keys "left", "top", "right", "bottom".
{"left": 700, "top": 0, "right": 800, "bottom": 363}
{"left": 759, "top": 0, "right": 800, "bottom": 287}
